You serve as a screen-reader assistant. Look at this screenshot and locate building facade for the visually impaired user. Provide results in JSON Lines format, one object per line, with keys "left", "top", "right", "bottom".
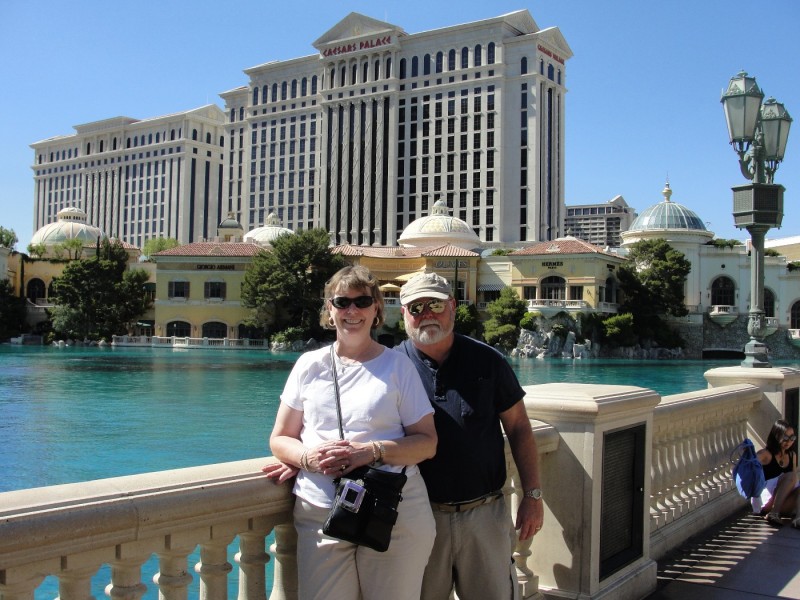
{"left": 221, "top": 10, "right": 572, "bottom": 247}
{"left": 31, "top": 106, "right": 226, "bottom": 249}
{"left": 564, "top": 195, "right": 636, "bottom": 248}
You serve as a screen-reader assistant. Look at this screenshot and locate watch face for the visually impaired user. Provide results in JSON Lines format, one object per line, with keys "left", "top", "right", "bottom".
{"left": 527, "top": 489, "right": 542, "bottom": 499}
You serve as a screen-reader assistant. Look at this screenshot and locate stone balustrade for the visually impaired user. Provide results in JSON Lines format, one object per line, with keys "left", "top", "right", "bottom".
{"left": 112, "top": 336, "right": 269, "bottom": 349}
{"left": 0, "top": 377, "right": 786, "bottom": 600}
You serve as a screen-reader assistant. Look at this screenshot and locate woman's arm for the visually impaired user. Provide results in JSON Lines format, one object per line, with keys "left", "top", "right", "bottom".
{"left": 757, "top": 448, "right": 773, "bottom": 466}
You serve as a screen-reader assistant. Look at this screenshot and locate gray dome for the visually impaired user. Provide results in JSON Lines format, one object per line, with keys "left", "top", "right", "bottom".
{"left": 244, "top": 212, "right": 294, "bottom": 245}
{"left": 398, "top": 200, "right": 480, "bottom": 249}
{"left": 628, "top": 183, "right": 707, "bottom": 232}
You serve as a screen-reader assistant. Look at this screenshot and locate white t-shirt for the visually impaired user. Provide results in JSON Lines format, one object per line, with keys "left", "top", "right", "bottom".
{"left": 280, "top": 345, "right": 433, "bottom": 508}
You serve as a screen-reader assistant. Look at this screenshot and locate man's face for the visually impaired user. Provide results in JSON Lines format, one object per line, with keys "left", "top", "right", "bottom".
{"left": 402, "top": 297, "right": 455, "bottom": 346}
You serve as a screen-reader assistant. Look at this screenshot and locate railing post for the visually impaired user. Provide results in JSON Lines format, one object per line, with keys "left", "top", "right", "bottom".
{"left": 523, "top": 383, "right": 660, "bottom": 600}
{"left": 153, "top": 537, "right": 195, "bottom": 600}
{"left": 195, "top": 536, "right": 234, "bottom": 600}
{"left": 236, "top": 520, "right": 271, "bottom": 600}
{"left": 269, "top": 523, "right": 298, "bottom": 600}
{"left": 105, "top": 543, "right": 150, "bottom": 600}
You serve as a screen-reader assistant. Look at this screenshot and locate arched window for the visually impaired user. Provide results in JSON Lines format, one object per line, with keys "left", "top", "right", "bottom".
{"left": 351, "top": 64, "right": 358, "bottom": 85}
{"left": 411, "top": 56, "right": 419, "bottom": 77}
{"left": 206, "top": 132, "right": 211, "bottom": 144}
{"left": 238, "top": 107, "right": 244, "bottom": 120}
{"left": 362, "top": 61, "right": 369, "bottom": 83}
{"left": 400, "top": 58, "right": 407, "bottom": 79}
{"left": 262, "top": 84, "right": 268, "bottom": 102}
{"left": 311, "top": 75, "right": 318, "bottom": 94}
{"left": 113, "top": 138, "right": 117, "bottom": 150}
{"left": 202, "top": 321, "right": 227, "bottom": 338}
{"left": 791, "top": 301, "right": 800, "bottom": 328}
{"left": 547, "top": 64, "right": 555, "bottom": 81}
{"left": 385, "top": 57, "right": 391, "bottom": 77}
{"left": 487, "top": 42, "right": 495, "bottom": 64}
{"left": 166, "top": 321, "right": 191, "bottom": 337}
{"left": 474, "top": 44, "right": 482, "bottom": 67}
{"left": 301, "top": 77, "right": 307, "bottom": 96}
{"left": 448, "top": 49, "right": 456, "bottom": 71}
{"left": 711, "top": 276, "right": 736, "bottom": 306}
{"left": 170, "top": 129, "right": 176, "bottom": 141}
{"left": 26, "top": 278, "right": 46, "bottom": 303}
{"left": 252, "top": 86, "right": 259, "bottom": 105}
{"left": 373, "top": 59, "right": 379, "bottom": 81}
{"left": 192, "top": 129, "right": 198, "bottom": 141}
{"left": 541, "top": 276, "right": 566, "bottom": 300}
{"left": 272, "top": 83, "right": 279, "bottom": 101}
{"left": 461, "top": 47, "right": 469, "bottom": 69}
{"left": 423, "top": 54, "right": 431, "bottom": 76}
{"left": 764, "top": 288, "right": 776, "bottom": 318}
{"left": 340, "top": 67, "right": 346, "bottom": 87}
{"left": 230, "top": 108, "right": 236, "bottom": 122}
{"left": 435, "top": 51, "right": 443, "bottom": 73}
{"left": 540, "top": 59, "right": 544, "bottom": 75}
{"left": 99, "top": 140, "right": 104, "bottom": 153}
{"left": 291, "top": 79, "right": 297, "bottom": 98}
{"left": 140, "top": 135, "right": 146, "bottom": 146}
{"left": 281, "top": 81, "right": 287, "bottom": 100}
{"left": 521, "top": 56, "right": 528, "bottom": 75}
{"left": 558, "top": 70, "right": 562, "bottom": 85}
{"left": 329, "top": 68, "right": 336, "bottom": 88}
{"left": 155, "top": 133, "right": 159, "bottom": 143}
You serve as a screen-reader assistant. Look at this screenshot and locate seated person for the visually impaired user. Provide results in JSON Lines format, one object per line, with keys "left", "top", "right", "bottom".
{"left": 753, "top": 419, "right": 800, "bottom": 527}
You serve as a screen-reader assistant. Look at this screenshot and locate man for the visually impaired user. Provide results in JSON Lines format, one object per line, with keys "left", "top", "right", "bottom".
{"left": 396, "top": 271, "right": 543, "bottom": 600}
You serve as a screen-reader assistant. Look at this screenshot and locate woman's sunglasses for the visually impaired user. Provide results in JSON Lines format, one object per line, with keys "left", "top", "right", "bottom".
{"left": 406, "top": 299, "right": 447, "bottom": 317}
{"left": 782, "top": 434, "right": 798, "bottom": 443}
{"left": 330, "top": 295, "right": 374, "bottom": 309}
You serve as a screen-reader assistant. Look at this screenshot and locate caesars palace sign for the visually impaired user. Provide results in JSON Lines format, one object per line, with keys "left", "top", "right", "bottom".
{"left": 321, "top": 36, "right": 394, "bottom": 58}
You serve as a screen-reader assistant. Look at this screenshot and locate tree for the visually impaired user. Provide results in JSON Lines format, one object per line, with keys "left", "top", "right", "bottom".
{"left": 482, "top": 287, "right": 527, "bottom": 353}
{"left": 50, "top": 239, "right": 152, "bottom": 339}
{"left": 60, "top": 238, "right": 85, "bottom": 260}
{"left": 618, "top": 239, "right": 691, "bottom": 319}
{"left": 0, "top": 227, "right": 18, "bottom": 249}
{"left": 27, "top": 243, "right": 46, "bottom": 258}
{"left": 143, "top": 237, "right": 180, "bottom": 258}
{"left": 454, "top": 302, "right": 481, "bottom": 337}
{"left": 241, "top": 229, "right": 345, "bottom": 336}
{"left": 0, "top": 279, "right": 25, "bottom": 340}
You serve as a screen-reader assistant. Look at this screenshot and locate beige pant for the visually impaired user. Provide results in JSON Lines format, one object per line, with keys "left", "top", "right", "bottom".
{"left": 421, "top": 496, "right": 519, "bottom": 600}
{"left": 293, "top": 471, "right": 435, "bottom": 600}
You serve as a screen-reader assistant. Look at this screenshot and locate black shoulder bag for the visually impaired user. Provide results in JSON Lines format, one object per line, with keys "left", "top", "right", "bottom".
{"left": 322, "top": 345, "right": 408, "bottom": 552}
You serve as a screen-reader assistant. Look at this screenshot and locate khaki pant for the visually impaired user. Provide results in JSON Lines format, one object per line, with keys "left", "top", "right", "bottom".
{"left": 421, "top": 496, "right": 519, "bottom": 600}
{"left": 293, "top": 471, "right": 435, "bottom": 600}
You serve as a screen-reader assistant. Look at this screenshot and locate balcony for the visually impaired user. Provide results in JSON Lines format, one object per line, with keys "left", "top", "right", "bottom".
{"left": 709, "top": 305, "right": 739, "bottom": 327}
{"left": 1, "top": 373, "right": 786, "bottom": 600}
{"left": 525, "top": 299, "right": 589, "bottom": 317}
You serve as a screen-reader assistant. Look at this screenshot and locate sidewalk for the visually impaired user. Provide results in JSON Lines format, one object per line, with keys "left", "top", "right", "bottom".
{"left": 647, "top": 509, "right": 800, "bottom": 599}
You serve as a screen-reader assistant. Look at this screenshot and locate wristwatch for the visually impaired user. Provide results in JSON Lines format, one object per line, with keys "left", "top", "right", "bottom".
{"left": 523, "top": 488, "right": 543, "bottom": 500}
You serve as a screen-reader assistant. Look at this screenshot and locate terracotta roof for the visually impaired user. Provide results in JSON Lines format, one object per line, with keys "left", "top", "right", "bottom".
{"left": 153, "top": 242, "right": 264, "bottom": 257}
{"left": 511, "top": 237, "right": 620, "bottom": 257}
{"left": 331, "top": 244, "right": 478, "bottom": 258}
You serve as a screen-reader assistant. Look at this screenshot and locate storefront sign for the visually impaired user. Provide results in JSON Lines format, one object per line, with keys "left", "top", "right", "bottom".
{"left": 196, "top": 264, "right": 235, "bottom": 270}
{"left": 541, "top": 261, "right": 563, "bottom": 269}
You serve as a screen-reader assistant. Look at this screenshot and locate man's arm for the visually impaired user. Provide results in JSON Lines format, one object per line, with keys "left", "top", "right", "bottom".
{"left": 500, "top": 400, "right": 544, "bottom": 540}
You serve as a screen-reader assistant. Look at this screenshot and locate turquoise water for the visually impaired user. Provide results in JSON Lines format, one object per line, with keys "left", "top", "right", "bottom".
{"left": 0, "top": 345, "right": 792, "bottom": 598}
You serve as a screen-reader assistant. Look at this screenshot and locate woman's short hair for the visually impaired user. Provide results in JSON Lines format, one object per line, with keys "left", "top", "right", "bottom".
{"left": 766, "top": 419, "right": 795, "bottom": 455}
{"left": 319, "top": 265, "right": 385, "bottom": 330}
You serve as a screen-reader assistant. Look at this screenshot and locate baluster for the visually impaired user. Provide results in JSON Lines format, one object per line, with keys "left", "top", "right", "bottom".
{"left": 58, "top": 566, "right": 98, "bottom": 600}
{"left": 665, "top": 429, "right": 685, "bottom": 519}
{"left": 270, "top": 523, "right": 298, "bottom": 600}
{"left": 236, "top": 525, "right": 270, "bottom": 600}
{"left": 195, "top": 537, "right": 234, "bottom": 600}
{"left": 701, "top": 421, "right": 721, "bottom": 499}
{"left": 650, "top": 425, "right": 668, "bottom": 529}
{"left": 653, "top": 436, "right": 675, "bottom": 524}
{"left": 675, "top": 420, "right": 696, "bottom": 512}
{"left": 154, "top": 538, "right": 195, "bottom": 600}
{"left": 688, "top": 420, "right": 710, "bottom": 505}
{"left": 105, "top": 545, "right": 150, "bottom": 600}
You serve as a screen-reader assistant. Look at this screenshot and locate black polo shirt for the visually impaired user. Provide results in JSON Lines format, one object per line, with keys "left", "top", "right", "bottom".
{"left": 398, "top": 334, "right": 525, "bottom": 503}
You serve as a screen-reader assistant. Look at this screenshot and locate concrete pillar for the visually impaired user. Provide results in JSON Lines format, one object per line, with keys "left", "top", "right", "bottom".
{"left": 523, "top": 383, "right": 660, "bottom": 600}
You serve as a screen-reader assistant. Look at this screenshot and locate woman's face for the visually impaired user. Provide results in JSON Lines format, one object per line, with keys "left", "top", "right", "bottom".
{"left": 329, "top": 286, "right": 377, "bottom": 340}
{"left": 780, "top": 428, "right": 797, "bottom": 449}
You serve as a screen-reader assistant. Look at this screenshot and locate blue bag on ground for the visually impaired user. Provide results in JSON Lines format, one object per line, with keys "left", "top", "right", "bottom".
{"left": 731, "top": 438, "right": 766, "bottom": 499}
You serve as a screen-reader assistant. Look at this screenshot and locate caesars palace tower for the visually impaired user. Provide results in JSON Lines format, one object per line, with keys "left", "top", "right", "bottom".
{"left": 32, "top": 10, "right": 571, "bottom": 248}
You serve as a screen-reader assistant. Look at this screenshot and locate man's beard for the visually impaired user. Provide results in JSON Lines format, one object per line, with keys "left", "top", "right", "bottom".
{"left": 407, "top": 316, "right": 454, "bottom": 346}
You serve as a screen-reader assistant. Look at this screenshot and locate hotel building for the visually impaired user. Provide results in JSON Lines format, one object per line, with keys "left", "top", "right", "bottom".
{"left": 30, "top": 106, "right": 226, "bottom": 248}
{"left": 565, "top": 195, "right": 637, "bottom": 248}
{"left": 221, "top": 10, "right": 572, "bottom": 246}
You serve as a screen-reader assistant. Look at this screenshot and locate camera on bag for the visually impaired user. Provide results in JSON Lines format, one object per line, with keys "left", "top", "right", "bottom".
{"left": 339, "top": 479, "right": 366, "bottom": 512}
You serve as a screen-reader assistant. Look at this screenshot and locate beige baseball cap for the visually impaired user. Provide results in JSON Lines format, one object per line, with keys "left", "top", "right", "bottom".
{"left": 400, "top": 272, "right": 452, "bottom": 305}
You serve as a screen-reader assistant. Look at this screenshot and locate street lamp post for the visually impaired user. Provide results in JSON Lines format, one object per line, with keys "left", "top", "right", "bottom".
{"left": 721, "top": 71, "right": 792, "bottom": 368}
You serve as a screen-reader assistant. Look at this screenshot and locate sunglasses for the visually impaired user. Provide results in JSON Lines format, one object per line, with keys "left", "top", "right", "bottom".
{"left": 330, "top": 295, "right": 374, "bottom": 309}
{"left": 406, "top": 299, "right": 447, "bottom": 317}
{"left": 782, "top": 435, "right": 798, "bottom": 443}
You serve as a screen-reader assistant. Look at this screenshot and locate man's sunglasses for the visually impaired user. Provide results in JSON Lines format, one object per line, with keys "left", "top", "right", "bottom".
{"left": 330, "top": 295, "right": 374, "bottom": 309}
{"left": 406, "top": 299, "right": 447, "bottom": 317}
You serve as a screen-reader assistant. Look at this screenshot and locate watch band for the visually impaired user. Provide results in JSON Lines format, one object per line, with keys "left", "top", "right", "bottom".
{"left": 524, "top": 488, "right": 543, "bottom": 500}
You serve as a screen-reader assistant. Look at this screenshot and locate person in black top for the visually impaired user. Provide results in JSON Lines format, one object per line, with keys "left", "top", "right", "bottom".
{"left": 756, "top": 419, "right": 800, "bottom": 527}
{"left": 397, "top": 271, "right": 543, "bottom": 600}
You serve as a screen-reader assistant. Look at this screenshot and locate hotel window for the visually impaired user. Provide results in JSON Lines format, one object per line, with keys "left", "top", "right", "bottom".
{"left": 448, "top": 49, "right": 456, "bottom": 71}
{"left": 474, "top": 44, "right": 482, "bottom": 67}
{"left": 488, "top": 42, "right": 495, "bottom": 64}
{"left": 168, "top": 281, "right": 189, "bottom": 299}
{"left": 461, "top": 47, "right": 469, "bottom": 68}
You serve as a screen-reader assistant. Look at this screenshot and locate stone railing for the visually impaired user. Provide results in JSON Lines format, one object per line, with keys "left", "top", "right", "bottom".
{"left": 648, "top": 384, "right": 761, "bottom": 558}
{"left": 0, "top": 428, "right": 560, "bottom": 600}
{"left": 112, "top": 336, "right": 268, "bottom": 349}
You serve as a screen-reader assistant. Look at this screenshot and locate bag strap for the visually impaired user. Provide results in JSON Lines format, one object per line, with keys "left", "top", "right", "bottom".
{"left": 330, "top": 344, "right": 345, "bottom": 440}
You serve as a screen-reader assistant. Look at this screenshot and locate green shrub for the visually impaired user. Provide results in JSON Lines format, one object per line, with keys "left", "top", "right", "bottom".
{"left": 271, "top": 326, "right": 306, "bottom": 344}
{"left": 603, "top": 313, "right": 638, "bottom": 346}
{"left": 519, "top": 312, "right": 538, "bottom": 332}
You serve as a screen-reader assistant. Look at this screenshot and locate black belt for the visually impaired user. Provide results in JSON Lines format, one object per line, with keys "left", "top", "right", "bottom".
{"left": 430, "top": 491, "right": 503, "bottom": 513}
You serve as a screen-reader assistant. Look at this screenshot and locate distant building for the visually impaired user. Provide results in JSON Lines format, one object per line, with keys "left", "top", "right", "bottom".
{"left": 564, "top": 195, "right": 636, "bottom": 248}
{"left": 31, "top": 105, "right": 226, "bottom": 249}
{"left": 221, "top": 10, "right": 572, "bottom": 246}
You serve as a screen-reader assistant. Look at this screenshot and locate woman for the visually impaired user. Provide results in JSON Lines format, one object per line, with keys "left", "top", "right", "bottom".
{"left": 265, "top": 265, "right": 437, "bottom": 600}
{"left": 754, "top": 419, "right": 800, "bottom": 527}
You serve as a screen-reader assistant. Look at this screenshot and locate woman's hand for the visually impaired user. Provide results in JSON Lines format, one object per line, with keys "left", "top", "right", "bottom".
{"left": 262, "top": 461, "right": 299, "bottom": 484}
{"left": 316, "top": 440, "right": 372, "bottom": 476}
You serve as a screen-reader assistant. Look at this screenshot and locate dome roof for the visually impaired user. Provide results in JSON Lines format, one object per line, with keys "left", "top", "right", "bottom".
{"left": 244, "top": 212, "right": 294, "bottom": 245}
{"left": 398, "top": 200, "right": 481, "bottom": 249}
{"left": 628, "top": 183, "right": 708, "bottom": 232}
{"left": 218, "top": 214, "right": 244, "bottom": 230}
{"left": 30, "top": 207, "right": 105, "bottom": 246}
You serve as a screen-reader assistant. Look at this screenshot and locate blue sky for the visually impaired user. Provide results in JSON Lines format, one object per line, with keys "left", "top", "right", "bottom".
{"left": 1, "top": 0, "right": 798, "bottom": 249}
